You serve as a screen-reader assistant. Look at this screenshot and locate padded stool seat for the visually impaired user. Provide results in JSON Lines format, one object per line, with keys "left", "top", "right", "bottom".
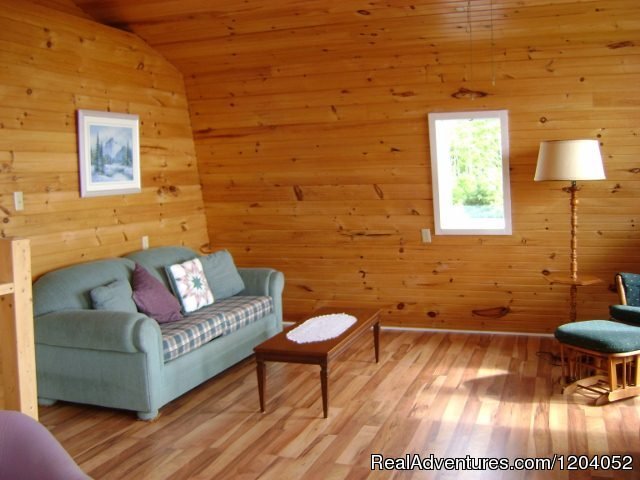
{"left": 555, "top": 320, "right": 640, "bottom": 405}
{"left": 555, "top": 320, "right": 640, "bottom": 353}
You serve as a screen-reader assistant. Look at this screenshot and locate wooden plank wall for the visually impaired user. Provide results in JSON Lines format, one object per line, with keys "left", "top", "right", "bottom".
{"left": 37, "top": 0, "right": 640, "bottom": 332}
{"left": 0, "top": 0, "right": 209, "bottom": 278}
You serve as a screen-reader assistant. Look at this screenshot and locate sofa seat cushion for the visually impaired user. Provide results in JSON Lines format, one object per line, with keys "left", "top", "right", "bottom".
{"left": 161, "top": 296, "right": 273, "bottom": 362}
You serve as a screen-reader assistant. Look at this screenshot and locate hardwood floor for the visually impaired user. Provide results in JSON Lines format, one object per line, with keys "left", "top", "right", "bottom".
{"left": 39, "top": 330, "right": 640, "bottom": 479}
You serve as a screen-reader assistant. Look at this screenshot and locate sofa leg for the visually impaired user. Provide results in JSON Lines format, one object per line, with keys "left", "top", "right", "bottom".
{"left": 38, "top": 397, "right": 58, "bottom": 407}
{"left": 137, "top": 409, "right": 159, "bottom": 421}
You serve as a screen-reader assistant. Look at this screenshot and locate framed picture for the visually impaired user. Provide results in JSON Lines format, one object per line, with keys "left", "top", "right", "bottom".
{"left": 77, "top": 110, "right": 141, "bottom": 197}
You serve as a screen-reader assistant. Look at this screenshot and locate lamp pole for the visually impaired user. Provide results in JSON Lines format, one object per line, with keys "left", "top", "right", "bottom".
{"left": 569, "top": 180, "right": 578, "bottom": 282}
{"left": 569, "top": 181, "right": 578, "bottom": 322}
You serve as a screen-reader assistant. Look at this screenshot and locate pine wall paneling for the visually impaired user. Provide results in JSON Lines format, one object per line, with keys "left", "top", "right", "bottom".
{"left": 58, "top": 1, "right": 640, "bottom": 332}
{"left": 0, "top": 0, "right": 209, "bottom": 277}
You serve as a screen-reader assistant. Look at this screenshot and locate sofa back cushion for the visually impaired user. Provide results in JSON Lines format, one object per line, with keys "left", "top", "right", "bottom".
{"left": 125, "top": 246, "right": 197, "bottom": 291}
{"left": 33, "top": 258, "right": 135, "bottom": 317}
{"left": 199, "top": 250, "right": 246, "bottom": 300}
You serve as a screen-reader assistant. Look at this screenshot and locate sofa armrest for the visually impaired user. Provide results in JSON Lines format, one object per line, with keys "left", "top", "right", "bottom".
{"left": 237, "top": 268, "right": 285, "bottom": 325}
{"left": 35, "top": 310, "right": 162, "bottom": 354}
{"left": 237, "top": 268, "right": 282, "bottom": 296}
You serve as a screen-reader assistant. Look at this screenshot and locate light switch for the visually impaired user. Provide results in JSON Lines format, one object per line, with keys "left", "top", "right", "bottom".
{"left": 421, "top": 228, "right": 432, "bottom": 243}
{"left": 14, "top": 192, "right": 24, "bottom": 211}
{"left": 142, "top": 236, "right": 149, "bottom": 250}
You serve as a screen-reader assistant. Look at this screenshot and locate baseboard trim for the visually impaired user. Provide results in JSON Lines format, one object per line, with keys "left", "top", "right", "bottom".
{"left": 283, "top": 321, "right": 554, "bottom": 338}
{"left": 380, "top": 325, "right": 554, "bottom": 338}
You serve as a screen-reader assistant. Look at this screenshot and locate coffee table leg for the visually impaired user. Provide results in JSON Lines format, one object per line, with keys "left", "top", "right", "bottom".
{"left": 256, "top": 358, "right": 266, "bottom": 413}
{"left": 320, "top": 360, "right": 328, "bottom": 418}
{"left": 373, "top": 320, "right": 380, "bottom": 363}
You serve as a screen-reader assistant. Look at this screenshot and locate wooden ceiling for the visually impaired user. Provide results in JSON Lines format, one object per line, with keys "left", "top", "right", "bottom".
{"left": 71, "top": 0, "right": 556, "bottom": 78}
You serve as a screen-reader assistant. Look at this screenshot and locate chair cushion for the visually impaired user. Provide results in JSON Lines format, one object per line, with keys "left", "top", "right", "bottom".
{"left": 555, "top": 320, "right": 640, "bottom": 353}
{"left": 160, "top": 295, "right": 273, "bottom": 362}
{"left": 609, "top": 304, "right": 640, "bottom": 326}
{"left": 618, "top": 272, "right": 640, "bottom": 306}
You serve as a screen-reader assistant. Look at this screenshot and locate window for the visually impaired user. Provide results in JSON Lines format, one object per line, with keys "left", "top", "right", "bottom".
{"left": 428, "top": 110, "right": 511, "bottom": 235}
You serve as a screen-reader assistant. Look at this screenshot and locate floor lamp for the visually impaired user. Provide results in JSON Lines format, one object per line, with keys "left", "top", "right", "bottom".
{"left": 534, "top": 139, "right": 606, "bottom": 322}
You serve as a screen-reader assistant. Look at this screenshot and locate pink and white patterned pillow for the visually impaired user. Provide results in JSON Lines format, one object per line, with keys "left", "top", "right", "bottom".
{"left": 166, "top": 258, "right": 214, "bottom": 313}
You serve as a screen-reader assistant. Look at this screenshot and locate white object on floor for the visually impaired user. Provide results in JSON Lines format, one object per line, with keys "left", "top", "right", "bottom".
{"left": 286, "top": 313, "right": 357, "bottom": 344}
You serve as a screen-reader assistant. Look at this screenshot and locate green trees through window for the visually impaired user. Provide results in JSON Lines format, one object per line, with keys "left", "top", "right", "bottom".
{"left": 449, "top": 118, "right": 503, "bottom": 217}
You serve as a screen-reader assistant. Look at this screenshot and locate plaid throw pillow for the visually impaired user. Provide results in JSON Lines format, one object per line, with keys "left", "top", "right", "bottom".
{"left": 166, "top": 258, "right": 214, "bottom": 313}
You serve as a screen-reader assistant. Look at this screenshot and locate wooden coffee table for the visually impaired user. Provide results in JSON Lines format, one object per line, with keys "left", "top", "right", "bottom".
{"left": 254, "top": 307, "right": 381, "bottom": 418}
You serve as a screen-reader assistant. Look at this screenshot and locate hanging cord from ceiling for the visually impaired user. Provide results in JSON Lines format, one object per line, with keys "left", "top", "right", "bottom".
{"left": 490, "top": 0, "right": 496, "bottom": 86}
{"left": 453, "top": 0, "right": 496, "bottom": 99}
{"left": 467, "top": 0, "right": 473, "bottom": 83}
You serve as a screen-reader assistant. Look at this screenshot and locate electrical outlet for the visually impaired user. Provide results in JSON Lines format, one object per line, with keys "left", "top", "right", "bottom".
{"left": 421, "top": 228, "right": 432, "bottom": 243}
{"left": 142, "top": 236, "right": 149, "bottom": 250}
{"left": 13, "top": 192, "right": 24, "bottom": 211}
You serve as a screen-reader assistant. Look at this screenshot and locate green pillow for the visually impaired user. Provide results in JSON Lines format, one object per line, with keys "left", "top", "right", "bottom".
{"left": 90, "top": 279, "right": 137, "bottom": 312}
{"left": 199, "top": 250, "right": 245, "bottom": 300}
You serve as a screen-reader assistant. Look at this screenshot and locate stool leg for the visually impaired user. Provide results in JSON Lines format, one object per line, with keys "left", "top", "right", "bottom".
{"left": 567, "top": 347, "right": 575, "bottom": 381}
{"left": 608, "top": 357, "right": 618, "bottom": 392}
{"left": 560, "top": 344, "right": 567, "bottom": 386}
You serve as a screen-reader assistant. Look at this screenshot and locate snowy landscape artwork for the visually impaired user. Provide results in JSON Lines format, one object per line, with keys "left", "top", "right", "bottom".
{"left": 78, "top": 110, "right": 141, "bottom": 197}
{"left": 90, "top": 125, "right": 134, "bottom": 182}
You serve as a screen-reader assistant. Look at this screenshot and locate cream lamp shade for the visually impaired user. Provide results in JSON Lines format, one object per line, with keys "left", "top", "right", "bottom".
{"left": 534, "top": 139, "right": 605, "bottom": 181}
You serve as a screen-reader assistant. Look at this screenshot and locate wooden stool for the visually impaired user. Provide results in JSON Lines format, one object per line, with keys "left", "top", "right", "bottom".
{"left": 555, "top": 320, "right": 640, "bottom": 405}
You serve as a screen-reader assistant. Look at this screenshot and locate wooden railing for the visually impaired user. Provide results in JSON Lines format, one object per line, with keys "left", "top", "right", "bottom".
{"left": 0, "top": 237, "right": 37, "bottom": 420}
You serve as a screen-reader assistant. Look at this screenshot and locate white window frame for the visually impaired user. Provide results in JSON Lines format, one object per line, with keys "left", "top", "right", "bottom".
{"left": 428, "top": 110, "right": 512, "bottom": 235}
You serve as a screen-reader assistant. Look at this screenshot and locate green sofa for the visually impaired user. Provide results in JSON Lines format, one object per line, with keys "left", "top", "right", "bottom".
{"left": 33, "top": 246, "right": 284, "bottom": 420}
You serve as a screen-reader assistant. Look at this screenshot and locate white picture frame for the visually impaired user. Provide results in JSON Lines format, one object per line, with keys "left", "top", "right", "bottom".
{"left": 77, "top": 109, "right": 141, "bottom": 197}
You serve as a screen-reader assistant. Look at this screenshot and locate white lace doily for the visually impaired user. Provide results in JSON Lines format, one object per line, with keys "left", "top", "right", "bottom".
{"left": 286, "top": 313, "right": 357, "bottom": 344}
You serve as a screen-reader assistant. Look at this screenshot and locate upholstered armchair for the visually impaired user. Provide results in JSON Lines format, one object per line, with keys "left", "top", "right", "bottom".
{"left": 609, "top": 272, "right": 640, "bottom": 325}
{"left": 0, "top": 410, "right": 90, "bottom": 479}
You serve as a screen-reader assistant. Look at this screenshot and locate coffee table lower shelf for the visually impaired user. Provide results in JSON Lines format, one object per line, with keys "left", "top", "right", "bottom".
{"left": 253, "top": 307, "right": 381, "bottom": 418}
